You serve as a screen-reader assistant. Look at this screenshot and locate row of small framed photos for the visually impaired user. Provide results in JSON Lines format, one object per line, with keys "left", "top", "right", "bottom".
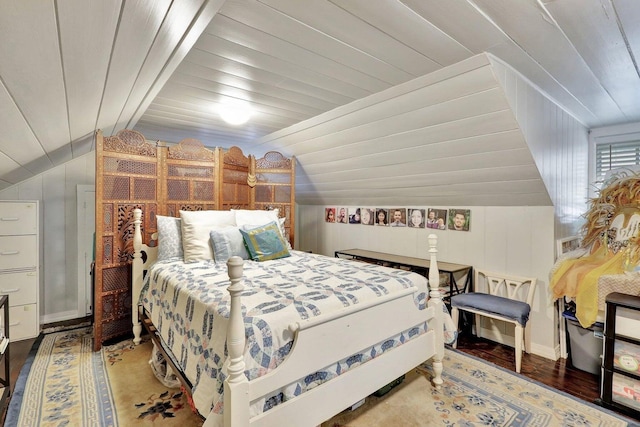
{"left": 325, "top": 207, "right": 471, "bottom": 232}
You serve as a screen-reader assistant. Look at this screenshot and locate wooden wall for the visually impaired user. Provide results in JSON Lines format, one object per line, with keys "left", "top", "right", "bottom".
{"left": 489, "top": 55, "right": 590, "bottom": 240}
{"left": 257, "top": 54, "right": 551, "bottom": 207}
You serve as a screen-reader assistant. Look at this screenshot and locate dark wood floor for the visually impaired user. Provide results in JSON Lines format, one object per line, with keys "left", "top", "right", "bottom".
{"left": 1, "top": 330, "right": 633, "bottom": 423}
{"left": 455, "top": 332, "right": 602, "bottom": 403}
{"left": 8, "top": 337, "right": 36, "bottom": 396}
{"left": 1, "top": 336, "right": 35, "bottom": 425}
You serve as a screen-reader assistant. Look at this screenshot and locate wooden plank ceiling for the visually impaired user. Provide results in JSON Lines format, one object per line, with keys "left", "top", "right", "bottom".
{"left": 0, "top": 0, "right": 638, "bottom": 205}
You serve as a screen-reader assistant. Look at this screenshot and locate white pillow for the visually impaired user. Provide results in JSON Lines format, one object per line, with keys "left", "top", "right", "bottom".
{"left": 234, "top": 209, "right": 292, "bottom": 250}
{"left": 210, "top": 227, "right": 249, "bottom": 263}
{"left": 157, "top": 216, "right": 183, "bottom": 260}
{"left": 233, "top": 209, "right": 280, "bottom": 227}
{"left": 180, "top": 210, "right": 236, "bottom": 262}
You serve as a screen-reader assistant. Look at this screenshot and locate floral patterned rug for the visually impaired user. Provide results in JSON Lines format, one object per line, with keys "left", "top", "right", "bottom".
{"left": 5, "top": 327, "right": 202, "bottom": 426}
{"left": 4, "top": 327, "right": 635, "bottom": 426}
{"left": 324, "top": 351, "right": 634, "bottom": 427}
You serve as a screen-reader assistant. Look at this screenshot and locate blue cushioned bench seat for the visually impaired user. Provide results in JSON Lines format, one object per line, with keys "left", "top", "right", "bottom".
{"left": 451, "top": 293, "right": 531, "bottom": 326}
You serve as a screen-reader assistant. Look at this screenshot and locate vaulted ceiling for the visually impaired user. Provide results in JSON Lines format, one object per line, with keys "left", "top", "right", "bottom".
{"left": 0, "top": 0, "right": 639, "bottom": 196}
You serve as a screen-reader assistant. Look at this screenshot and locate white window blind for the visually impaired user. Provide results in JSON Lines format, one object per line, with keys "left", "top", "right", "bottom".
{"left": 595, "top": 141, "right": 640, "bottom": 182}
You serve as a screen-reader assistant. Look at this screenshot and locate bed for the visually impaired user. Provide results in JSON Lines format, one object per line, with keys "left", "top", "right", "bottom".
{"left": 131, "top": 208, "right": 446, "bottom": 427}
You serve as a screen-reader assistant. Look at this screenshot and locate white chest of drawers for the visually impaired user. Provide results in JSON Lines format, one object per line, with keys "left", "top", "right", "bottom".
{"left": 0, "top": 201, "right": 39, "bottom": 340}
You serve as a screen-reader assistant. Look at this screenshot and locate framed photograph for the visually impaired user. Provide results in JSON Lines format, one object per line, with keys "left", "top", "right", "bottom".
{"left": 336, "top": 207, "right": 348, "bottom": 224}
{"left": 426, "top": 208, "right": 447, "bottom": 230}
{"left": 375, "top": 208, "right": 389, "bottom": 226}
{"left": 407, "top": 208, "right": 425, "bottom": 228}
{"left": 361, "top": 208, "right": 374, "bottom": 225}
{"left": 389, "top": 208, "right": 407, "bottom": 227}
{"left": 348, "top": 207, "right": 361, "bottom": 224}
{"left": 556, "top": 236, "right": 580, "bottom": 258}
{"left": 448, "top": 209, "right": 470, "bottom": 231}
{"left": 325, "top": 207, "right": 335, "bottom": 223}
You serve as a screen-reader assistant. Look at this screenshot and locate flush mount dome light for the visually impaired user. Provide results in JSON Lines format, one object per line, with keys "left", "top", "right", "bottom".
{"left": 218, "top": 101, "right": 252, "bottom": 125}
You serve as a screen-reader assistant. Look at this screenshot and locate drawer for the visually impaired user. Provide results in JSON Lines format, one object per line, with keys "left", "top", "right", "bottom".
{"left": 0, "top": 235, "right": 37, "bottom": 270}
{"left": 612, "top": 372, "right": 640, "bottom": 412}
{"left": 0, "top": 270, "right": 36, "bottom": 306}
{"left": 616, "top": 307, "right": 640, "bottom": 340}
{"left": 9, "top": 303, "right": 38, "bottom": 341}
{"left": 0, "top": 203, "right": 37, "bottom": 235}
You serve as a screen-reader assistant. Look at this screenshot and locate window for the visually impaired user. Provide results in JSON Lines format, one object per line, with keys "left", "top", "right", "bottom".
{"left": 595, "top": 140, "right": 640, "bottom": 183}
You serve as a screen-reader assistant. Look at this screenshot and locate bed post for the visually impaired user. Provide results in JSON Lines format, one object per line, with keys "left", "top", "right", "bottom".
{"left": 224, "top": 256, "right": 250, "bottom": 427}
{"left": 427, "top": 234, "right": 444, "bottom": 388}
{"left": 132, "top": 209, "right": 143, "bottom": 345}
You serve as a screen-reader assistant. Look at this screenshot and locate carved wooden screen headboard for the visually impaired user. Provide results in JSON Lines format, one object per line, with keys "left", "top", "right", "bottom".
{"left": 221, "top": 146, "right": 252, "bottom": 210}
{"left": 94, "top": 129, "right": 295, "bottom": 350}
{"left": 162, "top": 138, "right": 220, "bottom": 215}
{"left": 94, "top": 129, "right": 160, "bottom": 350}
{"left": 253, "top": 151, "right": 296, "bottom": 246}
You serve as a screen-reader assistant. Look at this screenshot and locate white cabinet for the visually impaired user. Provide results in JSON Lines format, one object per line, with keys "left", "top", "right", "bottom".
{"left": 0, "top": 201, "right": 39, "bottom": 340}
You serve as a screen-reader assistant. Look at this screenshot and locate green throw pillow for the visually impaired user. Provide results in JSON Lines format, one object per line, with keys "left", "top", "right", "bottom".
{"left": 240, "top": 221, "right": 290, "bottom": 262}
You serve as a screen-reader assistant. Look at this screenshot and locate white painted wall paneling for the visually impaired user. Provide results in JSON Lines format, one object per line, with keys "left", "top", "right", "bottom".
{"left": 183, "top": 46, "right": 353, "bottom": 106}
{"left": 43, "top": 167, "right": 67, "bottom": 318}
{"left": 121, "top": 0, "right": 226, "bottom": 133}
{"left": 0, "top": 152, "right": 95, "bottom": 324}
{"left": 489, "top": 56, "right": 589, "bottom": 240}
{"left": 57, "top": 0, "right": 122, "bottom": 146}
{"left": 95, "top": 0, "right": 171, "bottom": 137}
{"left": 259, "top": 0, "right": 440, "bottom": 77}
{"left": 207, "top": 13, "right": 394, "bottom": 93}
{"left": 0, "top": 1, "right": 70, "bottom": 163}
{"left": 331, "top": 0, "right": 472, "bottom": 67}
{"left": 403, "top": 0, "right": 599, "bottom": 126}
{"left": 258, "top": 55, "right": 493, "bottom": 149}
{"left": 540, "top": 0, "right": 640, "bottom": 119}
{"left": 259, "top": 54, "right": 550, "bottom": 207}
{"left": 221, "top": 0, "right": 417, "bottom": 85}
{"left": 297, "top": 205, "right": 557, "bottom": 359}
{"left": 474, "top": 0, "right": 623, "bottom": 123}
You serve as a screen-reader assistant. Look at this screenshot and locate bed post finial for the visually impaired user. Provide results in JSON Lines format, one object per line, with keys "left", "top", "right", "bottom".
{"left": 132, "top": 208, "right": 143, "bottom": 345}
{"left": 427, "top": 233, "right": 444, "bottom": 388}
{"left": 225, "top": 256, "right": 250, "bottom": 426}
{"left": 226, "top": 256, "right": 246, "bottom": 382}
{"left": 133, "top": 209, "right": 142, "bottom": 253}
{"left": 428, "top": 234, "right": 440, "bottom": 298}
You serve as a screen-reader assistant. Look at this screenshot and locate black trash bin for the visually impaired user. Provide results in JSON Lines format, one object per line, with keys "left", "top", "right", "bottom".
{"left": 563, "top": 310, "right": 604, "bottom": 375}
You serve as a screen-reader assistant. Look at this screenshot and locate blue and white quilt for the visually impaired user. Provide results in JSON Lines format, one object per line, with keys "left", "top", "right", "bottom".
{"left": 139, "top": 250, "right": 430, "bottom": 423}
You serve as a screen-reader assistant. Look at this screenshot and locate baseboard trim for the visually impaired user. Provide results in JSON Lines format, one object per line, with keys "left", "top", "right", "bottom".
{"left": 42, "top": 310, "right": 84, "bottom": 325}
{"left": 478, "top": 326, "right": 558, "bottom": 361}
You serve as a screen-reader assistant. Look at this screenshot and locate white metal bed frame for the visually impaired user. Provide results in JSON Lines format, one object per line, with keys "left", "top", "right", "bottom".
{"left": 130, "top": 208, "right": 445, "bottom": 427}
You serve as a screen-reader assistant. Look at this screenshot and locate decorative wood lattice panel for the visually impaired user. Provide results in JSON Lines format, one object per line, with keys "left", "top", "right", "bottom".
{"left": 94, "top": 129, "right": 160, "bottom": 350}
{"left": 163, "top": 138, "right": 219, "bottom": 215}
{"left": 254, "top": 151, "right": 296, "bottom": 247}
{"left": 222, "top": 146, "right": 252, "bottom": 210}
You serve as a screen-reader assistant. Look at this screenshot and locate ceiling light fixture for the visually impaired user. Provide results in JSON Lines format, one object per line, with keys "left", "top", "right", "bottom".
{"left": 218, "top": 100, "right": 252, "bottom": 125}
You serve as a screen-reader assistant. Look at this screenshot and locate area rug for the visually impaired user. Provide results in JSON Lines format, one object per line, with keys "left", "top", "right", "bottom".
{"left": 5, "top": 327, "right": 635, "bottom": 427}
{"left": 323, "top": 350, "right": 636, "bottom": 427}
{"left": 5, "top": 327, "right": 202, "bottom": 426}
